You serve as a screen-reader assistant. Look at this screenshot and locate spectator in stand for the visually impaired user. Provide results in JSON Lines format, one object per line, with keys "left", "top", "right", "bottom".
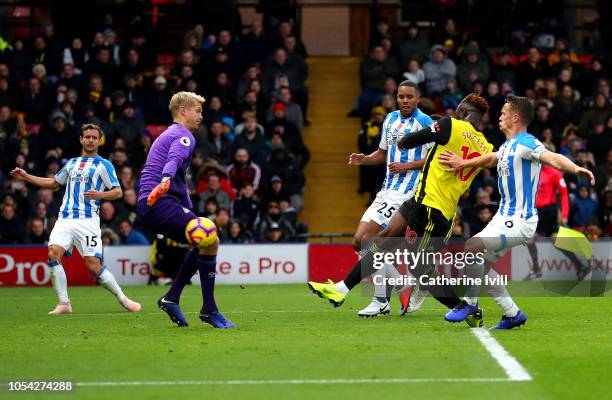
{"left": 578, "top": 93, "right": 611, "bottom": 137}
{"left": 570, "top": 185, "right": 598, "bottom": 229}
{"left": 202, "top": 120, "right": 233, "bottom": 166}
{"left": 553, "top": 84, "right": 581, "bottom": 128}
{"left": 227, "top": 148, "right": 262, "bottom": 192}
{"left": 491, "top": 50, "right": 516, "bottom": 88}
{"left": 63, "top": 37, "right": 89, "bottom": 75}
{"left": 232, "top": 183, "right": 260, "bottom": 231}
{"left": 402, "top": 59, "right": 425, "bottom": 88}
{"left": 266, "top": 86, "right": 304, "bottom": 132}
{"left": 265, "top": 103, "right": 309, "bottom": 168}
{"left": 590, "top": 117, "right": 612, "bottom": 165}
{"left": 354, "top": 44, "right": 400, "bottom": 118}
{"left": 100, "top": 201, "right": 120, "bottom": 233}
{"left": 423, "top": 44, "right": 457, "bottom": 96}
{"left": 226, "top": 220, "right": 252, "bottom": 244}
{"left": 25, "top": 217, "right": 48, "bottom": 244}
{"left": 215, "top": 208, "right": 231, "bottom": 242}
{"left": 116, "top": 187, "right": 138, "bottom": 225}
{"left": 517, "top": 46, "right": 549, "bottom": 94}
{"left": 265, "top": 147, "right": 304, "bottom": 210}
{"left": 457, "top": 43, "right": 490, "bottom": 92}
{"left": 263, "top": 222, "right": 285, "bottom": 243}
{"left": 198, "top": 174, "right": 232, "bottom": 211}
{"left": 118, "top": 219, "right": 150, "bottom": 245}
{"left": 111, "top": 103, "right": 143, "bottom": 153}
{"left": 234, "top": 114, "right": 267, "bottom": 166}
{"left": 144, "top": 76, "right": 172, "bottom": 124}
{"left": 400, "top": 23, "right": 429, "bottom": 66}
{"left": 529, "top": 103, "right": 559, "bottom": 143}
{"left": 20, "top": 77, "right": 49, "bottom": 124}
{"left": 257, "top": 201, "right": 295, "bottom": 242}
{"left": 205, "top": 96, "right": 230, "bottom": 122}
{"left": 0, "top": 204, "right": 23, "bottom": 243}
{"left": 263, "top": 47, "right": 309, "bottom": 119}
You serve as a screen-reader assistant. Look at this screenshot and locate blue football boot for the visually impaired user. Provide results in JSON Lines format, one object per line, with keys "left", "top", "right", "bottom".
{"left": 490, "top": 310, "right": 527, "bottom": 330}
{"left": 199, "top": 310, "right": 236, "bottom": 329}
{"left": 445, "top": 300, "right": 481, "bottom": 323}
{"left": 158, "top": 297, "right": 189, "bottom": 327}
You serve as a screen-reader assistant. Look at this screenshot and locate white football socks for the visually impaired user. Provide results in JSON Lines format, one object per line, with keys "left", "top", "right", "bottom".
{"left": 486, "top": 270, "right": 519, "bottom": 317}
{"left": 335, "top": 280, "right": 350, "bottom": 295}
{"left": 50, "top": 262, "right": 69, "bottom": 303}
{"left": 97, "top": 269, "right": 126, "bottom": 302}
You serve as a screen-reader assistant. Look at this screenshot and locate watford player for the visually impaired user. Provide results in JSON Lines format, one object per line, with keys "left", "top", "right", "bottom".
{"left": 308, "top": 94, "right": 493, "bottom": 325}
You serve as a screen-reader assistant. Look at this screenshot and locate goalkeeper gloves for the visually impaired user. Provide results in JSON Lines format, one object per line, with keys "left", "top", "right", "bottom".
{"left": 147, "top": 176, "right": 171, "bottom": 207}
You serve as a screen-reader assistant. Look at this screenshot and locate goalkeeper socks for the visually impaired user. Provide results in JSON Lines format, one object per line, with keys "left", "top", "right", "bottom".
{"left": 49, "top": 260, "right": 69, "bottom": 303}
{"left": 165, "top": 250, "right": 198, "bottom": 303}
{"left": 97, "top": 267, "right": 126, "bottom": 302}
{"left": 197, "top": 255, "right": 218, "bottom": 313}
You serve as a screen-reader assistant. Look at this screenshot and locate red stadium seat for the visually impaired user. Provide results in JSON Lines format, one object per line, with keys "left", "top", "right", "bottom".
{"left": 578, "top": 54, "right": 593, "bottom": 65}
{"left": 26, "top": 124, "right": 41, "bottom": 134}
{"left": 156, "top": 54, "right": 176, "bottom": 67}
{"left": 145, "top": 124, "right": 168, "bottom": 139}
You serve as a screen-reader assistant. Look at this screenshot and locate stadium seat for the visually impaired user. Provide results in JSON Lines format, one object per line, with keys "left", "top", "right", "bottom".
{"left": 145, "top": 124, "right": 168, "bottom": 139}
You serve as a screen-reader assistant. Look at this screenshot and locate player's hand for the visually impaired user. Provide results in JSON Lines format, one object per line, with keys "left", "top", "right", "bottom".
{"left": 147, "top": 177, "right": 171, "bottom": 207}
{"left": 575, "top": 166, "right": 595, "bottom": 186}
{"left": 10, "top": 167, "right": 28, "bottom": 181}
{"left": 84, "top": 190, "right": 104, "bottom": 200}
{"left": 348, "top": 153, "right": 366, "bottom": 165}
{"left": 389, "top": 162, "right": 410, "bottom": 173}
{"left": 438, "top": 150, "right": 463, "bottom": 172}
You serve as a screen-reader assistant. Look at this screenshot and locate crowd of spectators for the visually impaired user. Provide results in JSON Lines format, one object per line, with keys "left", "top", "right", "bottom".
{"left": 0, "top": 18, "right": 310, "bottom": 245}
{"left": 356, "top": 19, "right": 611, "bottom": 238}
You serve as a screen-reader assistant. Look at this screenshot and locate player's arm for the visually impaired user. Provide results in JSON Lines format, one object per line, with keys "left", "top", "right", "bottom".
{"left": 389, "top": 158, "right": 426, "bottom": 173}
{"left": 397, "top": 117, "right": 452, "bottom": 150}
{"left": 10, "top": 168, "right": 60, "bottom": 189}
{"left": 439, "top": 151, "right": 498, "bottom": 172}
{"left": 540, "top": 151, "right": 595, "bottom": 185}
{"left": 84, "top": 185, "right": 123, "bottom": 201}
{"left": 348, "top": 148, "right": 386, "bottom": 166}
{"left": 148, "top": 136, "right": 192, "bottom": 206}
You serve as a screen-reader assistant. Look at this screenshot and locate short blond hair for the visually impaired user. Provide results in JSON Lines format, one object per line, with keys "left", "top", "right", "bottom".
{"left": 168, "top": 91, "right": 205, "bottom": 117}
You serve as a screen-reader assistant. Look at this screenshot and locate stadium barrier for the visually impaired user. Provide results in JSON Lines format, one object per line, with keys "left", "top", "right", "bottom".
{"left": 0, "top": 241, "right": 610, "bottom": 287}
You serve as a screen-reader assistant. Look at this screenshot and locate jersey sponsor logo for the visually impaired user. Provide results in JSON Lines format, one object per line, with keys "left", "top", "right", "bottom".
{"left": 431, "top": 122, "right": 440, "bottom": 132}
{"left": 180, "top": 136, "right": 191, "bottom": 147}
{"left": 69, "top": 169, "right": 91, "bottom": 184}
{"left": 498, "top": 159, "right": 510, "bottom": 177}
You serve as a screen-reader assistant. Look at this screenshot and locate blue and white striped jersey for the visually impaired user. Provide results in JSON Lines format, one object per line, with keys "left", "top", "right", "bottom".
{"left": 54, "top": 156, "right": 120, "bottom": 219}
{"left": 378, "top": 108, "right": 433, "bottom": 195}
{"left": 496, "top": 132, "right": 545, "bottom": 220}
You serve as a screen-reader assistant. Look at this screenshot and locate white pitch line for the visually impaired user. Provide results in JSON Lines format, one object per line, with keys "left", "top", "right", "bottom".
{"left": 471, "top": 328, "right": 532, "bottom": 381}
{"left": 76, "top": 377, "right": 511, "bottom": 387}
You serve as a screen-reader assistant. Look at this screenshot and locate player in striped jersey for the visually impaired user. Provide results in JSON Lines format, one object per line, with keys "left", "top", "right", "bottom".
{"left": 441, "top": 95, "right": 594, "bottom": 329}
{"left": 10, "top": 124, "right": 141, "bottom": 315}
{"left": 348, "top": 81, "right": 432, "bottom": 317}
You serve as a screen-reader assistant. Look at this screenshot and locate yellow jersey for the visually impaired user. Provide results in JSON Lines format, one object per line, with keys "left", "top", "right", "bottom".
{"left": 412, "top": 117, "right": 493, "bottom": 220}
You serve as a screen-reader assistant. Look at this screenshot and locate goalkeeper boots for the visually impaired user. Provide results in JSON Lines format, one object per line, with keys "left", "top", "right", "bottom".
{"left": 158, "top": 297, "right": 189, "bottom": 327}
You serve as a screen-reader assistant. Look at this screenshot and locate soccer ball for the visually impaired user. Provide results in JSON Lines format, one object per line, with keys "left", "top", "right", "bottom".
{"left": 185, "top": 217, "right": 218, "bottom": 248}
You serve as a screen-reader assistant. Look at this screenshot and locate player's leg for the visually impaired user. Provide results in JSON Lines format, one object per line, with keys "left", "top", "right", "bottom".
{"left": 47, "top": 244, "right": 71, "bottom": 315}
{"left": 82, "top": 256, "right": 141, "bottom": 312}
{"left": 196, "top": 238, "right": 235, "bottom": 329}
{"left": 307, "top": 203, "right": 411, "bottom": 307}
{"left": 75, "top": 220, "right": 141, "bottom": 312}
{"left": 47, "top": 219, "right": 72, "bottom": 315}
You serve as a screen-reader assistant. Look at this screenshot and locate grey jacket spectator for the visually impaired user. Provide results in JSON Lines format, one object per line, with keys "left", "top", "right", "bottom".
{"left": 423, "top": 45, "right": 457, "bottom": 95}
{"left": 359, "top": 46, "right": 400, "bottom": 92}
{"left": 265, "top": 87, "right": 304, "bottom": 132}
{"left": 198, "top": 174, "right": 232, "bottom": 211}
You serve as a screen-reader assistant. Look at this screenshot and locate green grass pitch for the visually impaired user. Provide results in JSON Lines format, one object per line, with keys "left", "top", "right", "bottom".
{"left": 1, "top": 284, "right": 611, "bottom": 399}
